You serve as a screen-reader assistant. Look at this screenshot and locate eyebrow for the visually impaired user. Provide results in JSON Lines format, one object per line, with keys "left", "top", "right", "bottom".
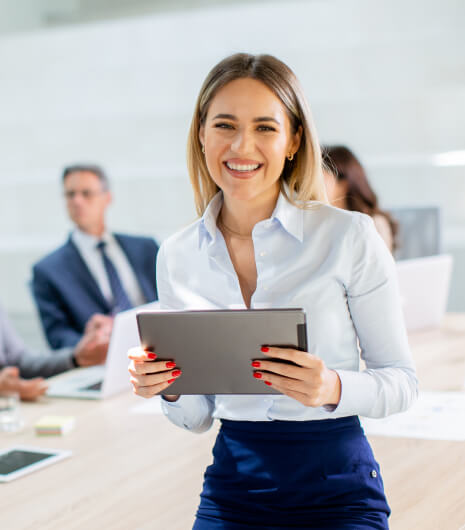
{"left": 212, "top": 113, "right": 281, "bottom": 125}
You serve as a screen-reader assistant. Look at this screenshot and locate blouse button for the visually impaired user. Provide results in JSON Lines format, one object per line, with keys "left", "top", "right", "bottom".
{"left": 370, "top": 470, "right": 378, "bottom": 478}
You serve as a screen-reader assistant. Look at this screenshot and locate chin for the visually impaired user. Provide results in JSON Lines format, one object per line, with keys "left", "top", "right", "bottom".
{"left": 221, "top": 186, "right": 263, "bottom": 203}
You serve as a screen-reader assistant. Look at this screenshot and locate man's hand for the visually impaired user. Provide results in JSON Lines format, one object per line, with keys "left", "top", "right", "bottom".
{"left": 74, "top": 323, "right": 111, "bottom": 367}
{"left": 84, "top": 314, "right": 113, "bottom": 335}
{"left": 0, "top": 366, "right": 48, "bottom": 401}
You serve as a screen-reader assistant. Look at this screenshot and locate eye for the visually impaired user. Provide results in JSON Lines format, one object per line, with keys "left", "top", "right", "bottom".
{"left": 257, "top": 125, "right": 276, "bottom": 132}
{"left": 214, "top": 122, "right": 234, "bottom": 129}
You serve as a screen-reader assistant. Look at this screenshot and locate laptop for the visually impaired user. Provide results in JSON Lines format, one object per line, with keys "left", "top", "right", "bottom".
{"left": 396, "top": 254, "right": 453, "bottom": 331}
{"left": 46, "top": 301, "right": 161, "bottom": 399}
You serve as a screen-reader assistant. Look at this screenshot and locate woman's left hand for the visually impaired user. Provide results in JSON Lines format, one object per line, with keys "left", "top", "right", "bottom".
{"left": 252, "top": 347, "right": 341, "bottom": 408}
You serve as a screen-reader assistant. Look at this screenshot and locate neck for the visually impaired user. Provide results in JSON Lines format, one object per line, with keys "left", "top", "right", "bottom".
{"left": 78, "top": 223, "right": 106, "bottom": 238}
{"left": 220, "top": 184, "right": 280, "bottom": 236}
{"left": 333, "top": 196, "right": 348, "bottom": 210}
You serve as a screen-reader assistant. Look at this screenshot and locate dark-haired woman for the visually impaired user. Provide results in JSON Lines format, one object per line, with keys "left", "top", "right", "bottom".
{"left": 322, "top": 145, "right": 397, "bottom": 252}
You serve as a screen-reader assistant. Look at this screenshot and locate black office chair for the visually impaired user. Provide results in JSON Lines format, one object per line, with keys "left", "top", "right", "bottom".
{"left": 388, "top": 206, "right": 442, "bottom": 261}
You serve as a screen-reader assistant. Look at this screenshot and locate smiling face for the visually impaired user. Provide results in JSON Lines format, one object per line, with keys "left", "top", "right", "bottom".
{"left": 199, "top": 77, "right": 301, "bottom": 208}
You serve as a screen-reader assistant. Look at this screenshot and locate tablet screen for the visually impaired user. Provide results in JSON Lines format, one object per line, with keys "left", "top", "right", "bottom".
{"left": 0, "top": 450, "right": 54, "bottom": 475}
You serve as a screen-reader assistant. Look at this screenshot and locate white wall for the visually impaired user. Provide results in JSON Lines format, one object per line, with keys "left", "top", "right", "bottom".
{"left": 1, "top": 0, "right": 464, "bottom": 343}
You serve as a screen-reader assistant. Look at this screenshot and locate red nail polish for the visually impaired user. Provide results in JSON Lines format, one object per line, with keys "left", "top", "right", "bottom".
{"left": 166, "top": 361, "right": 176, "bottom": 368}
{"left": 251, "top": 361, "right": 261, "bottom": 368}
{"left": 147, "top": 353, "right": 157, "bottom": 360}
{"left": 253, "top": 372, "right": 262, "bottom": 379}
{"left": 265, "top": 381, "right": 272, "bottom": 386}
{"left": 167, "top": 378, "right": 175, "bottom": 384}
{"left": 172, "top": 369, "right": 182, "bottom": 377}
{"left": 261, "top": 346, "right": 269, "bottom": 353}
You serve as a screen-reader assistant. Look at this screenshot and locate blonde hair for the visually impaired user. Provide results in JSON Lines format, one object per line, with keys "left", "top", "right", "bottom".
{"left": 187, "top": 53, "right": 327, "bottom": 216}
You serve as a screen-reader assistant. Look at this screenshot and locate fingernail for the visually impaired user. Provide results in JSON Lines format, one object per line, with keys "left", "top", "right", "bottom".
{"left": 147, "top": 353, "right": 157, "bottom": 360}
{"left": 265, "top": 381, "right": 272, "bottom": 386}
{"left": 166, "top": 361, "right": 176, "bottom": 368}
{"left": 172, "top": 370, "right": 182, "bottom": 377}
{"left": 251, "top": 361, "right": 261, "bottom": 368}
{"left": 167, "top": 378, "right": 175, "bottom": 384}
{"left": 253, "top": 372, "right": 262, "bottom": 379}
{"left": 261, "top": 346, "right": 269, "bottom": 353}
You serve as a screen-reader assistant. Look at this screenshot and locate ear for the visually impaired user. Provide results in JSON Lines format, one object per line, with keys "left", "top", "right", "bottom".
{"left": 105, "top": 191, "right": 113, "bottom": 207}
{"left": 289, "top": 125, "right": 303, "bottom": 156}
{"left": 199, "top": 125, "right": 205, "bottom": 151}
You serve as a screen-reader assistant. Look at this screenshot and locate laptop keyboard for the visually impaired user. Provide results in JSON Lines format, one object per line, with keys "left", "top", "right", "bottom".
{"left": 81, "top": 381, "right": 103, "bottom": 391}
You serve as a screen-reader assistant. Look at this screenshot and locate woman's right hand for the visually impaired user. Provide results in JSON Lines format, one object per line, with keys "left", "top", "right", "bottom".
{"left": 127, "top": 347, "right": 181, "bottom": 402}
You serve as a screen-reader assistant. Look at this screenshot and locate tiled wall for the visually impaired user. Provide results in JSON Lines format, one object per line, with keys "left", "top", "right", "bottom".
{"left": 1, "top": 0, "right": 464, "bottom": 345}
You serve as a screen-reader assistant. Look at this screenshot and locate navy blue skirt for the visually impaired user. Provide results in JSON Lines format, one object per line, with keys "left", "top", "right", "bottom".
{"left": 193, "top": 417, "right": 390, "bottom": 529}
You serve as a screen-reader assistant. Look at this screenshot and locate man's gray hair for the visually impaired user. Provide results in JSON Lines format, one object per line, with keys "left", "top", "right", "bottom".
{"left": 62, "top": 164, "right": 110, "bottom": 190}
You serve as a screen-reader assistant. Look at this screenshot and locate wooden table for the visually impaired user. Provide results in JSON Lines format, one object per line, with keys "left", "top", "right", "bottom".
{"left": 1, "top": 314, "right": 464, "bottom": 530}
{"left": 370, "top": 313, "right": 465, "bottom": 530}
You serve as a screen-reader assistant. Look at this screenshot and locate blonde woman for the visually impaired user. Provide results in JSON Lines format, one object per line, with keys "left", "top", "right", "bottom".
{"left": 129, "top": 53, "right": 417, "bottom": 529}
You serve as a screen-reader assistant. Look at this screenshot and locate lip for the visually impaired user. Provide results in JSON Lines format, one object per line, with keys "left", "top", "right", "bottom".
{"left": 223, "top": 159, "right": 263, "bottom": 179}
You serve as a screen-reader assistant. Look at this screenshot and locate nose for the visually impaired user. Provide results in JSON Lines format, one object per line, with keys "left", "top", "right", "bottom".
{"left": 231, "top": 128, "right": 254, "bottom": 155}
{"left": 70, "top": 193, "right": 84, "bottom": 206}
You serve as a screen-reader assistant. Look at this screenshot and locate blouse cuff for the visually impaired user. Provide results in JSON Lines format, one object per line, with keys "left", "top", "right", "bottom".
{"left": 331, "top": 369, "right": 379, "bottom": 418}
{"left": 161, "top": 395, "right": 214, "bottom": 433}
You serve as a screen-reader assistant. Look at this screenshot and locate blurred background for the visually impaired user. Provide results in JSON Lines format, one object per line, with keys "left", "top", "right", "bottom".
{"left": 0, "top": 0, "right": 464, "bottom": 346}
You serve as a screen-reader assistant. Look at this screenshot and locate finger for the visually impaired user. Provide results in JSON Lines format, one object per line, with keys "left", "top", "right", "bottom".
{"left": 3, "top": 366, "right": 20, "bottom": 378}
{"left": 128, "top": 346, "right": 157, "bottom": 361}
{"left": 34, "top": 382, "right": 48, "bottom": 394}
{"left": 253, "top": 370, "right": 304, "bottom": 393}
{"left": 132, "top": 380, "right": 173, "bottom": 399}
{"left": 260, "top": 347, "right": 321, "bottom": 369}
{"left": 88, "top": 313, "right": 109, "bottom": 326}
{"left": 128, "top": 359, "right": 176, "bottom": 375}
{"left": 30, "top": 377, "right": 45, "bottom": 383}
{"left": 251, "top": 359, "right": 309, "bottom": 380}
{"left": 130, "top": 369, "right": 181, "bottom": 388}
{"left": 270, "top": 383, "right": 319, "bottom": 407}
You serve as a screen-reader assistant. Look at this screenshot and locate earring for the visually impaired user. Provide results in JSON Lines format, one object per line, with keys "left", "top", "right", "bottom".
{"left": 202, "top": 145, "right": 205, "bottom": 154}
{"left": 287, "top": 152, "right": 294, "bottom": 161}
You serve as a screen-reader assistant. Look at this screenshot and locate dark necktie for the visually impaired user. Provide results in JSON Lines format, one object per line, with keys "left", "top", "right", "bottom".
{"left": 96, "top": 241, "right": 132, "bottom": 313}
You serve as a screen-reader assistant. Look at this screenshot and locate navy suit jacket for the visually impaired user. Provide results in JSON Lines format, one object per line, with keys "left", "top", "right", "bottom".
{"left": 32, "top": 233, "right": 158, "bottom": 349}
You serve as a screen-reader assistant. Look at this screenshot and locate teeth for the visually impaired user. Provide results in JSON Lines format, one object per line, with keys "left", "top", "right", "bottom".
{"left": 226, "top": 162, "right": 260, "bottom": 171}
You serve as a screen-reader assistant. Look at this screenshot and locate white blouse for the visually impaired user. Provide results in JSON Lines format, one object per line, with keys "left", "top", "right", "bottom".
{"left": 159, "top": 191, "right": 417, "bottom": 433}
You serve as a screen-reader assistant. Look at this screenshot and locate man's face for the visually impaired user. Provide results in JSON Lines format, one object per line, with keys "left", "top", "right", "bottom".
{"left": 63, "top": 171, "right": 111, "bottom": 234}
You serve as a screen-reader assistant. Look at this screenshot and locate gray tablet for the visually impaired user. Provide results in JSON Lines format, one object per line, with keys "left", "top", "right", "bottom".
{"left": 136, "top": 308, "right": 307, "bottom": 395}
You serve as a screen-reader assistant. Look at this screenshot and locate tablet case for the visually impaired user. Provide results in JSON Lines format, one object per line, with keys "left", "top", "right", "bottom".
{"left": 136, "top": 308, "right": 307, "bottom": 395}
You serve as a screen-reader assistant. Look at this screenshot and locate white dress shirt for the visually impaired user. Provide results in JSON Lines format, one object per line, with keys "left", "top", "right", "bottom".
{"left": 159, "top": 191, "right": 418, "bottom": 433}
{"left": 71, "top": 229, "right": 146, "bottom": 307}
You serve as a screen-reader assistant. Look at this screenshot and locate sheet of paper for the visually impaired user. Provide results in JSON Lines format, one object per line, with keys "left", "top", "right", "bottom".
{"left": 129, "top": 396, "right": 164, "bottom": 415}
{"left": 361, "top": 391, "right": 465, "bottom": 441}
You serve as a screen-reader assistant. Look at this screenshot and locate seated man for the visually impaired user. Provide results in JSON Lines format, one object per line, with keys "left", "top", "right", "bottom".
{"left": 32, "top": 164, "right": 159, "bottom": 349}
{"left": 0, "top": 304, "right": 110, "bottom": 401}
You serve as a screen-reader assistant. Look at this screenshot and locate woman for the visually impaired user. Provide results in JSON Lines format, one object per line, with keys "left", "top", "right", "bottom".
{"left": 128, "top": 53, "right": 417, "bottom": 529}
{"left": 322, "top": 145, "right": 398, "bottom": 252}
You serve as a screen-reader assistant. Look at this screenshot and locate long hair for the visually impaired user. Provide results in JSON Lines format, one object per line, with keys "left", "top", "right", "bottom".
{"left": 322, "top": 145, "right": 398, "bottom": 247}
{"left": 187, "top": 53, "right": 327, "bottom": 216}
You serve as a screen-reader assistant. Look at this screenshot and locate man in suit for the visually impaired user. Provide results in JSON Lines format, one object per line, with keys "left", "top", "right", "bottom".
{"left": 32, "top": 164, "right": 159, "bottom": 349}
{"left": 0, "top": 305, "right": 110, "bottom": 401}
